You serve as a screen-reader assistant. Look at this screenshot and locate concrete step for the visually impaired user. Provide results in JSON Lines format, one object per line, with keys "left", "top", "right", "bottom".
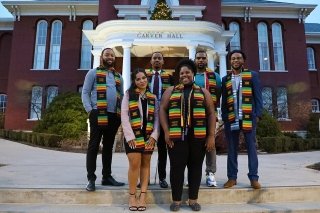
{"left": 0, "top": 202, "right": 320, "bottom": 213}
{"left": 0, "top": 186, "right": 319, "bottom": 205}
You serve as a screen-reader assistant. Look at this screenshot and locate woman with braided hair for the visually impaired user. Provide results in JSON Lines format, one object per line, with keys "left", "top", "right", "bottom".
{"left": 160, "top": 59, "right": 216, "bottom": 212}
{"left": 121, "top": 68, "right": 160, "bottom": 211}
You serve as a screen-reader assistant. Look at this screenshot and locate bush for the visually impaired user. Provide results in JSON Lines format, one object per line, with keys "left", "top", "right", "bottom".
{"left": 257, "top": 110, "right": 282, "bottom": 138}
{"left": 33, "top": 92, "right": 87, "bottom": 139}
{"left": 0, "top": 112, "right": 4, "bottom": 129}
{"left": 306, "top": 113, "right": 320, "bottom": 138}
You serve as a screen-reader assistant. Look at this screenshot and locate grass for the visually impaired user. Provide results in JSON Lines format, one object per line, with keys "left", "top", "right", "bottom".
{"left": 306, "top": 162, "right": 320, "bottom": 171}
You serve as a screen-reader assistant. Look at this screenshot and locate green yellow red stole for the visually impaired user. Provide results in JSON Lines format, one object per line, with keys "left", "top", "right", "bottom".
{"left": 168, "top": 84, "right": 206, "bottom": 141}
{"left": 129, "top": 90, "right": 156, "bottom": 150}
{"left": 205, "top": 68, "right": 218, "bottom": 111}
{"left": 146, "top": 69, "right": 172, "bottom": 94}
{"left": 96, "top": 67, "right": 121, "bottom": 126}
{"left": 226, "top": 70, "right": 253, "bottom": 132}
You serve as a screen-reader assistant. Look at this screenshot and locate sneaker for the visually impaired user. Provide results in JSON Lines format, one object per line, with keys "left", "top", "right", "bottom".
{"left": 206, "top": 172, "right": 217, "bottom": 187}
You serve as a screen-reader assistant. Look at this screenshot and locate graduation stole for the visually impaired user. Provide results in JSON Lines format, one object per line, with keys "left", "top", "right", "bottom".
{"left": 226, "top": 70, "right": 253, "bottom": 132}
{"left": 129, "top": 90, "right": 156, "bottom": 149}
{"left": 205, "top": 68, "right": 218, "bottom": 111}
{"left": 96, "top": 67, "right": 121, "bottom": 126}
{"left": 146, "top": 69, "right": 172, "bottom": 94}
{"left": 168, "top": 84, "right": 206, "bottom": 141}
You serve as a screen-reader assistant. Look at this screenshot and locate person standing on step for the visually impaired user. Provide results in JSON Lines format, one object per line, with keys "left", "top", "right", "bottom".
{"left": 221, "top": 50, "right": 263, "bottom": 190}
{"left": 146, "top": 51, "right": 174, "bottom": 188}
{"left": 121, "top": 68, "right": 160, "bottom": 211}
{"left": 82, "top": 48, "right": 125, "bottom": 191}
{"left": 194, "top": 50, "right": 221, "bottom": 187}
{"left": 160, "top": 59, "right": 216, "bottom": 212}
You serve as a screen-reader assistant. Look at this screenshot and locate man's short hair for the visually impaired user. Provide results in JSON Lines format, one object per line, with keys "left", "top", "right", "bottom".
{"left": 228, "top": 50, "right": 246, "bottom": 61}
{"left": 195, "top": 50, "right": 207, "bottom": 58}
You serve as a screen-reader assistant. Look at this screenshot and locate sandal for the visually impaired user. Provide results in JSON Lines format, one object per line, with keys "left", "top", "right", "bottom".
{"left": 169, "top": 202, "right": 181, "bottom": 212}
{"left": 189, "top": 202, "right": 201, "bottom": 211}
{"left": 129, "top": 192, "right": 138, "bottom": 211}
{"left": 137, "top": 191, "right": 147, "bottom": 211}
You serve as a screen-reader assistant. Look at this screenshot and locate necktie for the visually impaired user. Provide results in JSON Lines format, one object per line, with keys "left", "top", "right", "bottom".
{"left": 153, "top": 71, "right": 160, "bottom": 99}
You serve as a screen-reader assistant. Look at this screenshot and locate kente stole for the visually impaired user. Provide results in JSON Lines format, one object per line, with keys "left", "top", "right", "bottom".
{"left": 129, "top": 90, "right": 156, "bottom": 149}
{"left": 168, "top": 84, "right": 206, "bottom": 141}
{"left": 146, "top": 69, "right": 172, "bottom": 94}
{"left": 205, "top": 68, "right": 218, "bottom": 111}
{"left": 226, "top": 70, "right": 253, "bottom": 132}
{"left": 96, "top": 68, "right": 122, "bottom": 126}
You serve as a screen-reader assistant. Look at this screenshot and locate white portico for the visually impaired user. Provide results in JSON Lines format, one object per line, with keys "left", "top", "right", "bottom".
{"left": 84, "top": 20, "right": 234, "bottom": 90}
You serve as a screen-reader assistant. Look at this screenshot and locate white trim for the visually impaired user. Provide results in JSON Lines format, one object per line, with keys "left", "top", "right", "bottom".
{"left": 171, "top": 6, "right": 205, "bottom": 19}
{"left": 114, "top": 5, "right": 149, "bottom": 19}
{"left": 0, "top": 21, "right": 14, "bottom": 30}
{"left": 259, "top": 70, "right": 288, "bottom": 73}
{"left": 308, "top": 69, "right": 317, "bottom": 72}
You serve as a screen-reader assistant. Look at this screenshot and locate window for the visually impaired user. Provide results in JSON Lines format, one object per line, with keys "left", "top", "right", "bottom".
{"left": 307, "top": 47, "right": 316, "bottom": 70}
{"left": 311, "top": 99, "right": 320, "bottom": 113}
{"left": 33, "top": 20, "right": 48, "bottom": 69}
{"left": 262, "top": 87, "right": 273, "bottom": 115}
{"left": 30, "top": 86, "right": 43, "bottom": 120}
{"left": 229, "top": 22, "right": 241, "bottom": 51}
{"left": 258, "top": 22, "right": 270, "bottom": 70}
{"left": 80, "top": 20, "right": 93, "bottom": 69}
{"left": 0, "top": 94, "right": 7, "bottom": 113}
{"left": 48, "top": 20, "right": 62, "bottom": 69}
{"left": 46, "top": 86, "right": 58, "bottom": 107}
{"left": 277, "top": 87, "right": 288, "bottom": 119}
{"left": 272, "top": 23, "right": 285, "bottom": 70}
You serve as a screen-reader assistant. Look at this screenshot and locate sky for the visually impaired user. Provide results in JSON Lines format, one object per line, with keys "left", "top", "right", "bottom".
{"left": 0, "top": 0, "right": 319, "bottom": 23}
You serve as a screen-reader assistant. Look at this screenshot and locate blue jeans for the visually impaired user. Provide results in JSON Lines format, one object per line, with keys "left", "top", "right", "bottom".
{"left": 224, "top": 120, "right": 259, "bottom": 181}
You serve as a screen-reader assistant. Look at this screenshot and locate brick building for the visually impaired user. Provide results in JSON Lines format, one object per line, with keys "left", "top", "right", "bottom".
{"left": 0, "top": 0, "right": 319, "bottom": 133}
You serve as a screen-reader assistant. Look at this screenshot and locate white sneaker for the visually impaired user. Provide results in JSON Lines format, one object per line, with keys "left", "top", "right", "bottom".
{"left": 206, "top": 172, "right": 217, "bottom": 187}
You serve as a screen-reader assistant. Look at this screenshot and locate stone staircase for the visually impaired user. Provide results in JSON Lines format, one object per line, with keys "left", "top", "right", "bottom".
{"left": 0, "top": 186, "right": 320, "bottom": 212}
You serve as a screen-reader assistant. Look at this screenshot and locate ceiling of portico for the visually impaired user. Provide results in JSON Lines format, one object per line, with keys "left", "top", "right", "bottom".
{"left": 113, "top": 46, "right": 189, "bottom": 57}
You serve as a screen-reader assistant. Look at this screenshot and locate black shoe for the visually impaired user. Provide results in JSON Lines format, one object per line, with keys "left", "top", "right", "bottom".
{"left": 159, "top": 179, "right": 168, "bottom": 188}
{"left": 86, "top": 180, "right": 95, "bottom": 191}
{"left": 102, "top": 176, "right": 125, "bottom": 186}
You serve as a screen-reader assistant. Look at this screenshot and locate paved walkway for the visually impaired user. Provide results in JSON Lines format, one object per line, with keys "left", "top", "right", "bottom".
{"left": 0, "top": 138, "right": 319, "bottom": 189}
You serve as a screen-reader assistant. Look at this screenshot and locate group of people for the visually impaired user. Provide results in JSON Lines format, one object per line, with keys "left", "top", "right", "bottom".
{"left": 81, "top": 48, "right": 263, "bottom": 212}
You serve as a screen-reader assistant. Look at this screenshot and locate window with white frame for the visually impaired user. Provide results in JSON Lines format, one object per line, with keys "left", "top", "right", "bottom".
{"left": 311, "top": 99, "right": 320, "bottom": 113}
{"left": 272, "top": 23, "right": 285, "bottom": 70}
{"left": 30, "top": 86, "right": 43, "bottom": 120}
{"left": 80, "top": 20, "right": 93, "bottom": 69}
{"left": 262, "top": 87, "right": 273, "bottom": 115}
{"left": 277, "top": 87, "right": 289, "bottom": 119}
{"left": 258, "top": 22, "right": 270, "bottom": 70}
{"left": 46, "top": 86, "right": 58, "bottom": 107}
{"left": 33, "top": 20, "right": 48, "bottom": 69}
{"left": 307, "top": 47, "right": 316, "bottom": 70}
{"left": 48, "top": 20, "right": 62, "bottom": 69}
{"left": 0, "top": 94, "right": 7, "bottom": 113}
{"left": 229, "top": 22, "right": 241, "bottom": 51}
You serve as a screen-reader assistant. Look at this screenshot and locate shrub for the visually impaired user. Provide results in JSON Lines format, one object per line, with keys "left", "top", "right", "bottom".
{"left": 306, "top": 113, "right": 320, "bottom": 138}
{"left": 257, "top": 110, "right": 282, "bottom": 138}
{"left": 33, "top": 92, "right": 87, "bottom": 139}
{"left": 0, "top": 112, "right": 4, "bottom": 129}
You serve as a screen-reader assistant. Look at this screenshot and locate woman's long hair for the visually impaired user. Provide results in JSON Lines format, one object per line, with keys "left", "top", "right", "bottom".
{"left": 128, "top": 68, "right": 150, "bottom": 99}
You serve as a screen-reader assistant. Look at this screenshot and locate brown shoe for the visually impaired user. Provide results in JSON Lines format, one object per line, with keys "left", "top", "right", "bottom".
{"left": 223, "top": 179, "right": 237, "bottom": 188}
{"left": 250, "top": 180, "right": 261, "bottom": 189}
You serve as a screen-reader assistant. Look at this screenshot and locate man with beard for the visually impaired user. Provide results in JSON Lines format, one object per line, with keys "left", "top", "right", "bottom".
{"left": 82, "top": 48, "right": 125, "bottom": 191}
{"left": 194, "top": 50, "right": 221, "bottom": 187}
{"left": 221, "top": 50, "right": 263, "bottom": 189}
{"left": 145, "top": 52, "right": 174, "bottom": 188}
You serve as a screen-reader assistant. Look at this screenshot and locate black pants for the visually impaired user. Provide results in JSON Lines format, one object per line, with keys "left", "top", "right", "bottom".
{"left": 157, "top": 127, "right": 167, "bottom": 181}
{"left": 168, "top": 134, "right": 206, "bottom": 201}
{"left": 86, "top": 110, "right": 121, "bottom": 181}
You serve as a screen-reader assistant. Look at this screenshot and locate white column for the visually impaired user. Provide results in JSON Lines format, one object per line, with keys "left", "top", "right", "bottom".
{"left": 187, "top": 45, "right": 197, "bottom": 60}
{"left": 218, "top": 51, "right": 228, "bottom": 78}
{"left": 207, "top": 52, "right": 215, "bottom": 71}
{"left": 92, "top": 49, "right": 101, "bottom": 68}
{"left": 122, "top": 43, "right": 132, "bottom": 92}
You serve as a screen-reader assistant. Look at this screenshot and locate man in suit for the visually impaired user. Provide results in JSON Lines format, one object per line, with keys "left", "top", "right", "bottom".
{"left": 221, "top": 50, "right": 263, "bottom": 189}
{"left": 146, "top": 52, "right": 174, "bottom": 188}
